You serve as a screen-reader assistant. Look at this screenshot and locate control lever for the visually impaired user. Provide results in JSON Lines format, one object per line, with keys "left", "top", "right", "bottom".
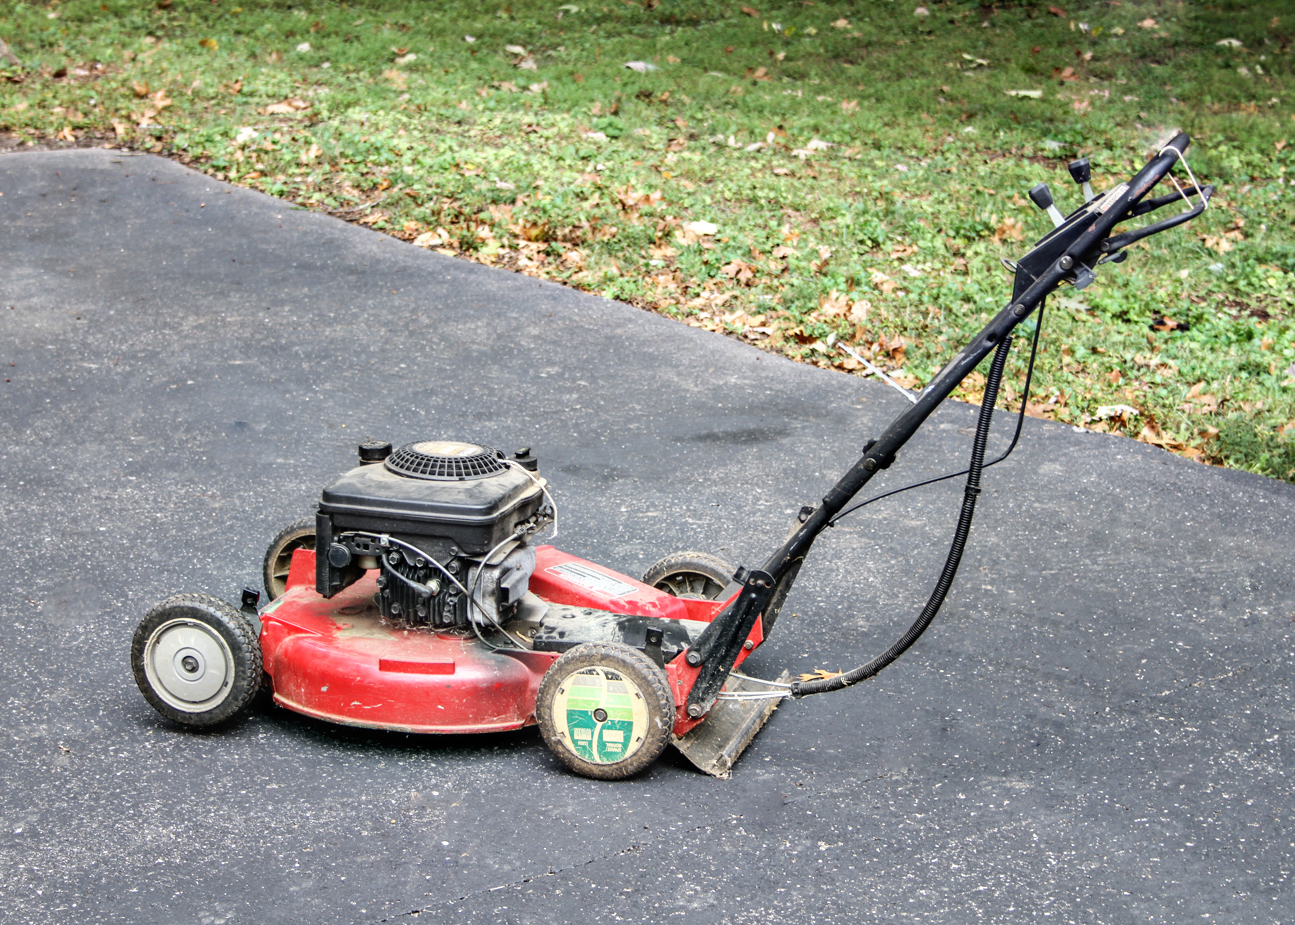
{"left": 1068, "top": 158, "right": 1096, "bottom": 202}
{"left": 1028, "top": 182, "right": 1065, "bottom": 228}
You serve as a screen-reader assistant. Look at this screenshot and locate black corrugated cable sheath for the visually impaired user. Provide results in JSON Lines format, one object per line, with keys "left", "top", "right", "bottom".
{"left": 791, "top": 333, "right": 1015, "bottom": 697}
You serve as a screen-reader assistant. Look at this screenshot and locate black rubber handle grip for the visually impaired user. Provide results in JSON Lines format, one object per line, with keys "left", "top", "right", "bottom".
{"left": 1162, "top": 131, "right": 1190, "bottom": 155}
{"left": 1028, "top": 183, "right": 1054, "bottom": 210}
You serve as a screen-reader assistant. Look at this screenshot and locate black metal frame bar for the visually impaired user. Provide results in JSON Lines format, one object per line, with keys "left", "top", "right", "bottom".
{"left": 683, "top": 132, "right": 1210, "bottom": 714}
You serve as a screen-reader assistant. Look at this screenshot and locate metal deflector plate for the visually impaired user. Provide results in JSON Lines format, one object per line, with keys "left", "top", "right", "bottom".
{"left": 672, "top": 670, "right": 791, "bottom": 780}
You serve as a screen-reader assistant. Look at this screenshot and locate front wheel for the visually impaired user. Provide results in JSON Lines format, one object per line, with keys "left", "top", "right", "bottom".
{"left": 131, "top": 593, "right": 262, "bottom": 727}
{"left": 536, "top": 643, "right": 675, "bottom": 780}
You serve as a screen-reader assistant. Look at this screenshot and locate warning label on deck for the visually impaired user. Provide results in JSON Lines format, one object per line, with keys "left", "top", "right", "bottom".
{"left": 545, "top": 562, "right": 638, "bottom": 599}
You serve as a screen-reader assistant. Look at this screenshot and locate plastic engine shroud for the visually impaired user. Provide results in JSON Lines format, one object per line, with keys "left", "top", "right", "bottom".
{"left": 383, "top": 440, "right": 509, "bottom": 481}
{"left": 314, "top": 449, "right": 548, "bottom": 600}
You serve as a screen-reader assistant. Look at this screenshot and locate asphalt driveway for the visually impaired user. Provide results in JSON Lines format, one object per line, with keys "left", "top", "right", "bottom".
{"left": 1, "top": 148, "right": 1292, "bottom": 925}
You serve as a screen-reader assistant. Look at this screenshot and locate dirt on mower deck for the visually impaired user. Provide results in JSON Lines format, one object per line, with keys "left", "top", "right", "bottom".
{"left": 1, "top": 149, "right": 1293, "bottom": 925}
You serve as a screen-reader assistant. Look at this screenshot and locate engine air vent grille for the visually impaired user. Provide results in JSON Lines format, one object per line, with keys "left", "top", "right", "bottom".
{"left": 384, "top": 440, "right": 508, "bottom": 481}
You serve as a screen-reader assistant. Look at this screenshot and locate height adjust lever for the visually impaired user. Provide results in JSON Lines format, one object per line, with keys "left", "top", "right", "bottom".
{"left": 1068, "top": 157, "right": 1096, "bottom": 202}
{"left": 1028, "top": 183, "right": 1065, "bottom": 228}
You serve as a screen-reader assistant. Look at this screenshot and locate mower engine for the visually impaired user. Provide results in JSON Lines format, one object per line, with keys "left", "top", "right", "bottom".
{"left": 314, "top": 440, "right": 551, "bottom": 629}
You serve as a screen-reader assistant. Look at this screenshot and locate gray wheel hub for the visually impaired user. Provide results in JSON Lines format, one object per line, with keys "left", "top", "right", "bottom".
{"left": 143, "top": 618, "right": 234, "bottom": 712}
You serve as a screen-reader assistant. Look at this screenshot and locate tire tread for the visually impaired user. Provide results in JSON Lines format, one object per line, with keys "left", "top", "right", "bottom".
{"left": 536, "top": 642, "right": 674, "bottom": 780}
{"left": 262, "top": 518, "right": 316, "bottom": 600}
{"left": 131, "top": 593, "right": 262, "bottom": 728}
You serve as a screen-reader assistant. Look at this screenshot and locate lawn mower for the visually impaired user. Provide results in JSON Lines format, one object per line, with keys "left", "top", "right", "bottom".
{"left": 132, "top": 133, "right": 1211, "bottom": 780}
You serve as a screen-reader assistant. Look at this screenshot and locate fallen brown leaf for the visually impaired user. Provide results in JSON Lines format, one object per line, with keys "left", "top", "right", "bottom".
{"left": 1149, "top": 315, "right": 1189, "bottom": 333}
{"left": 720, "top": 259, "right": 758, "bottom": 285}
{"left": 869, "top": 269, "right": 897, "bottom": 294}
{"left": 992, "top": 216, "right": 1024, "bottom": 243}
{"left": 262, "top": 98, "right": 310, "bottom": 115}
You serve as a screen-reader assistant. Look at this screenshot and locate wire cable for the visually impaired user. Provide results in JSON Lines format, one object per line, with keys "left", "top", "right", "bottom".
{"left": 729, "top": 675, "right": 794, "bottom": 690}
{"left": 352, "top": 531, "right": 527, "bottom": 649}
{"left": 466, "top": 531, "right": 532, "bottom": 649}
{"left": 505, "top": 459, "right": 559, "bottom": 541}
{"left": 827, "top": 298, "right": 1046, "bottom": 527}
{"left": 792, "top": 331, "right": 1016, "bottom": 697}
{"left": 838, "top": 343, "right": 918, "bottom": 404}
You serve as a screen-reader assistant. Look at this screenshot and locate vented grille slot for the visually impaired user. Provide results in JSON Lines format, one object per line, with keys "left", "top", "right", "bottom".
{"left": 384, "top": 441, "right": 507, "bottom": 481}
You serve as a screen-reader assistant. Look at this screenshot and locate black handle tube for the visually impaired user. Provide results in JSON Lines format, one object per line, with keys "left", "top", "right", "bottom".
{"left": 761, "top": 270, "right": 1059, "bottom": 581}
{"left": 1103, "top": 194, "right": 1210, "bottom": 253}
{"left": 1130, "top": 183, "right": 1213, "bottom": 217}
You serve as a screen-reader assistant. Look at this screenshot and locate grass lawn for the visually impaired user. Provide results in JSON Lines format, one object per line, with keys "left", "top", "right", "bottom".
{"left": 3, "top": 0, "right": 1294, "bottom": 481}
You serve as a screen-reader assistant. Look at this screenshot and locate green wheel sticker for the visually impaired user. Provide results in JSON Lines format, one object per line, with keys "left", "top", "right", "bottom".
{"left": 553, "top": 666, "right": 650, "bottom": 765}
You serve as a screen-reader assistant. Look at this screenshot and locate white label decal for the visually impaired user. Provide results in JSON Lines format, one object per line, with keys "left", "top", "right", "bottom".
{"left": 1095, "top": 182, "right": 1128, "bottom": 214}
{"left": 545, "top": 562, "right": 638, "bottom": 598}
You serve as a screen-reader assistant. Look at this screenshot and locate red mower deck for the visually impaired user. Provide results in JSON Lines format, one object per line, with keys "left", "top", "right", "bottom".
{"left": 259, "top": 545, "right": 760, "bottom": 738}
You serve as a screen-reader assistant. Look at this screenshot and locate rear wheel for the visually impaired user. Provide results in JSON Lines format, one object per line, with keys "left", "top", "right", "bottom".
{"left": 131, "top": 593, "right": 262, "bottom": 727}
{"left": 536, "top": 643, "right": 674, "bottom": 780}
{"left": 262, "top": 518, "right": 315, "bottom": 600}
{"left": 641, "top": 551, "right": 735, "bottom": 601}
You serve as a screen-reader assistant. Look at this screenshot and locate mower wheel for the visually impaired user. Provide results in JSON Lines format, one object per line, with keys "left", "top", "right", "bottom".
{"left": 536, "top": 643, "right": 674, "bottom": 780}
{"left": 262, "top": 518, "right": 316, "bottom": 600}
{"left": 641, "top": 551, "right": 735, "bottom": 601}
{"left": 131, "top": 593, "right": 262, "bottom": 727}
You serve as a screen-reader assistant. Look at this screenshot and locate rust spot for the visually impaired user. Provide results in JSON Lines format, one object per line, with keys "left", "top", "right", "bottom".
{"left": 379, "top": 658, "right": 455, "bottom": 675}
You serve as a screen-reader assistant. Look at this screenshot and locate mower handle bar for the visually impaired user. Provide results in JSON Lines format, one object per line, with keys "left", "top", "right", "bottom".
{"left": 1102, "top": 183, "right": 1212, "bottom": 254}
{"left": 682, "top": 132, "right": 1210, "bottom": 713}
{"left": 1129, "top": 183, "right": 1212, "bottom": 218}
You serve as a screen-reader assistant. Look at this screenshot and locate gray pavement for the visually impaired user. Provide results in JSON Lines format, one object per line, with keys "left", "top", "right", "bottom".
{"left": 1, "top": 148, "right": 1293, "bottom": 925}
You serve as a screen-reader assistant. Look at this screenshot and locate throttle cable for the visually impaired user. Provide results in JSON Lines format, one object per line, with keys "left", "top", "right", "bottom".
{"left": 828, "top": 297, "right": 1046, "bottom": 527}
{"left": 793, "top": 309, "right": 1031, "bottom": 697}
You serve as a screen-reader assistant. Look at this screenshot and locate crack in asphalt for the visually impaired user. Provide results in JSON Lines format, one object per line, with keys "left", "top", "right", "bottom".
{"left": 385, "top": 813, "right": 744, "bottom": 921}
{"left": 381, "top": 772, "right": 899, "bottom": 922}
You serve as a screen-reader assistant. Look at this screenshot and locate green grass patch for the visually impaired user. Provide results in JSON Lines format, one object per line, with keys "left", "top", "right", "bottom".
{"left": 3, "top": 0, "right": 1294, "bottom": 480}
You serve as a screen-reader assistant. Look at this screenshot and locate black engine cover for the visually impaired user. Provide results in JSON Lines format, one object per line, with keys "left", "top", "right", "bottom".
{"left": 314, "top": 441, "right": 547, "bottom": 599}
